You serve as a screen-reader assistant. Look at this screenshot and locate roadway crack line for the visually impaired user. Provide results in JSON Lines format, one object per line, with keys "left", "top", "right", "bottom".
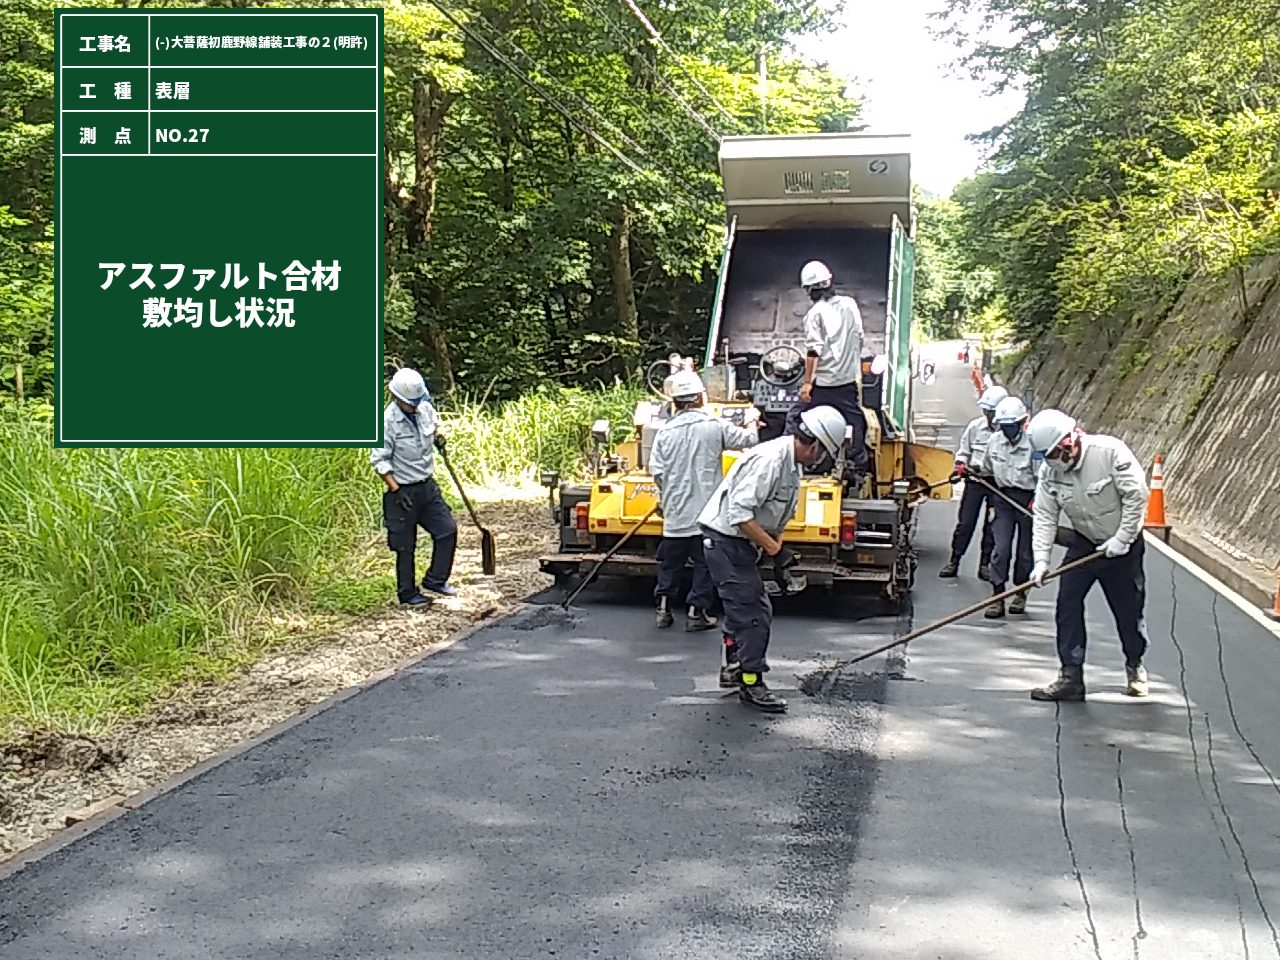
{"left": 1212, "top": 592, "right": 1280, "bottom": 800}
{"left": 1168, "top": 562, "right": 1254, "bottom": 959}
{"left": 1203, "top": 714, "right": 1280, "bottom": 958}
{"left": 1055, "top": 701, "right": 1103, "bottom": 960}
{"left": 1116, "top": 748, "right": 1147, "bottom": 960}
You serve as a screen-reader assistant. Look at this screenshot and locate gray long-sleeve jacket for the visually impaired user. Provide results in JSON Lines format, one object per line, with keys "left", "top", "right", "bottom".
{"left": 369, "top": 400, "right": 439, "bottom": 483}
{"left": 1032, "top": 434, "right": 1149, "bottom": 564}
{"left": 956, "top": 415, "right": 994, "bottom": 470}
{"left": 649, "top": 409, "right": 758, "bottom": 538}
{"left": 697, "top": 435, "right": 801, "bottom": 540}
{"left": 981, "top": 431, "right": 1037, "bottom": 491}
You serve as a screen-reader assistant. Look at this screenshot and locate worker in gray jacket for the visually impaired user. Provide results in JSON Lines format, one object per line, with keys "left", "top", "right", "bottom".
{"left": 979, "top": 396, "right": 1037, "bottom": 619}
{"left": 698, "top": 405, "right": 846, "bottom": 713}
{"left": 1026, "top": 409, "right": 1151, "bottom": 701}
{"left": 940, "top": 384, "right": 1007, "bottom": 580}
{"left": 649, "top": 368, "right": 760, "bottom": 631}
{"left": 785, "top": 260, "right": 869, "bottom": 479}
{"left": 370, "top": 367, "right": 458, "bottom": 607}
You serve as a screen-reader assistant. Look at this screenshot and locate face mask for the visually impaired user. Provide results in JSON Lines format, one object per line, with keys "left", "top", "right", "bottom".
{"left": 807, "top": 287, "right": 824, "bottom": 302}
{"left": 999, "top": 423, "right": 1023, "bottom": 443}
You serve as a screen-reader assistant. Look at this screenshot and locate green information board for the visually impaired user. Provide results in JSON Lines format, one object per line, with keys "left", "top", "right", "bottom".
{"left": 55, "top": 8, "right": 384, "bottom": 447}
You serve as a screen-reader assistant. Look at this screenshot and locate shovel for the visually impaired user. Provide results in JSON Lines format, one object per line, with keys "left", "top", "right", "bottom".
{"left": 438, "top": 446, "right": 496, "bottom": 575}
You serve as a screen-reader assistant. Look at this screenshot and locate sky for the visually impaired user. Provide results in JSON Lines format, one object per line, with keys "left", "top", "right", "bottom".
{"left": 796, "top": 0, "right": 1026, "bottom": 196}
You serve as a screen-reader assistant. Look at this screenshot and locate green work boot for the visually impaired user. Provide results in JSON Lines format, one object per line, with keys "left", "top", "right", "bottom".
{"left": 1031, "top": 666, "right": 1086, "bottom": 702}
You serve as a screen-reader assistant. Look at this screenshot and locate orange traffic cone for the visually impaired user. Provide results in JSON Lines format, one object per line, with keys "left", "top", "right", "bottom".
{"left": 1144, "top": 454, "right": 1171, "bottom": 542}
{"left": 1269, "top": 576, "right": 1280, "bottom": 622}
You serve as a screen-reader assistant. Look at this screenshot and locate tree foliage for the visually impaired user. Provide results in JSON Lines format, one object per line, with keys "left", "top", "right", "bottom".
{"left": 940, "top": 0, "right": 1280, "bottom": 343}
{"left": 0, "top": 0, "right": 860, "bottom": 404}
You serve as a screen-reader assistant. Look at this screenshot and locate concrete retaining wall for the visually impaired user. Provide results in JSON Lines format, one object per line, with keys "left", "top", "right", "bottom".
{"left": 1005, "top": 255, "right": 1280, "bottom": 602}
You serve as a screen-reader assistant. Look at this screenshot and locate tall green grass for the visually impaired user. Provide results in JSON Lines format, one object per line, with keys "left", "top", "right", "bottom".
{"left": 0, "top": 383, "right": 644, "bottom": 733}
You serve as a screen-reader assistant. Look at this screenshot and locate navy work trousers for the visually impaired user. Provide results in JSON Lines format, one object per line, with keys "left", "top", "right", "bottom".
{"left": 950, "top": 480, "right": 994, "bottom": 567}
{"left": 383, "top": 477, "right": 458, "bottom": 601}
{"left": 989, "top": 486, "right": 1034, "bottom": 590}
{"left": 700, "top": 528, "right": 772, "bottom": 674}
{"left": 654, "top": 535, "right": 716, "bottom": 611}
{"left": 784, "top": 382, "right": 869, "bottom": 472}
{"left": 1055, "top": 532, "right": 1149, "bottom": 668}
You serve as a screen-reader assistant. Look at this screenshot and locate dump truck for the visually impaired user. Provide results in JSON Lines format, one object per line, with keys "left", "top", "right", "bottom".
{"left": 538, "top": 133, "right": 955, "bottom": 608}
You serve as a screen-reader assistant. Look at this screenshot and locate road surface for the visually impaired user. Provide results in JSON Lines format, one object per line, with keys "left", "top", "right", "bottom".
{"left": 2, "top": 345, "right": 1278, "bottom": 959}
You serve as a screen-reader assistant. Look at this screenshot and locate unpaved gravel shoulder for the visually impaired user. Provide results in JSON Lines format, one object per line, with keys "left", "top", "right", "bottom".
{"left": 0, "top": 491, "right": 558, "bottom": 864}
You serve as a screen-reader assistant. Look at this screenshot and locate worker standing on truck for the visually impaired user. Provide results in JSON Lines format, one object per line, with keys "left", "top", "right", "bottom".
{"left": 939, "top": 384, "right": 1007, "bottom": 580}
{"left": 1026, "top": 409, "right": 1151, "bottom": 701}
{"left": 785, "top": 260, "right": 868, "bottom": 480}
{"left": 649, "top": 369, "right": 761, "bottom": 632}
{"left": 698, "top": 405, "right": 847, "bottom": 714}
{"left": 370, "top": 367, "right": 458, "bottom": 607}
{"left": 980, "top": 396, "right": 1036, "bottom": 619}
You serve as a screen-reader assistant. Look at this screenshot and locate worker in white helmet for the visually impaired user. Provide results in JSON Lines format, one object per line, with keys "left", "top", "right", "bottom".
{"left": 939, "top": 384, "right": 1008, "bottom": 580}
{"left": 1026, "top": 409, "right": 1151, "bottom": 701}
{"left": 369, "top": 367, "right": 458, "bottom": 607}
{"left": 698, "top": 405, "right": 846, "bottom": 713}
{"left": 784, "top": 260, "right": 869, "bottom": 481}
{"left": 649, "top": 368, "right": 760, "bottom": 632}
{"left": 979, "top": 396, "right": 1037, "bottom": 618}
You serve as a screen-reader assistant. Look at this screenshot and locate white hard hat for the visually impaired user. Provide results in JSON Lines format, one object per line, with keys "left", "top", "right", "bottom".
{"left": 800, "top": 260, "right": 833, "bottom": 288}
{"left": 799, "top": 405, "right": 846, "bottom": 458}
{"left": 977, "top": 385, "right": 1009, "bottom": 411}
{"left": 389, "top": 367, "right": 428, "bottom": 404}
{"left": 1028, "top": 409, "right": 1078, "bottom": 454}
{"left": 667, "top": 368, "right": 705, "bottom": 400}
{"left": 993, "top": 396, "right": 1028, "bottom": 424}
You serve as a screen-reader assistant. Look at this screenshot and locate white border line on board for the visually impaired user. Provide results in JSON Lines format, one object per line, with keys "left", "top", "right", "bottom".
{"left": 1144, "top": 532, "right": 1280, "bottom": 639}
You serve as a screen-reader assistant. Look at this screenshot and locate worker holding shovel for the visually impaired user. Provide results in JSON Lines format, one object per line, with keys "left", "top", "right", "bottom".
{"left": 1026, "top": 409, "right": 1151, "bottom": 701}
{"left": 370, "top": 367, "right": 458, "bottom": 607}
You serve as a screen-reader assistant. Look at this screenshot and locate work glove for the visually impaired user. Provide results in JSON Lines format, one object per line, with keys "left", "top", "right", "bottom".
{"left": 950, "top": 461, "right": 967, "bottom": 484}
{"left": 432, "top": 433, "right": 447, "bottom": 452}
{"left": 1101, "top": 536, "right": 1131, "bottom": 558}
{"left": 1031, "top": 560, "right": 1050, "bottom": 588}
{"left": 394, "top": 488, "right": 413, "bottom": 513}
{"left": 773, "top": 545, "right": 799, "bottom": 579}
{"left": 742, "top": 406, "right": 762, "bottom": 428}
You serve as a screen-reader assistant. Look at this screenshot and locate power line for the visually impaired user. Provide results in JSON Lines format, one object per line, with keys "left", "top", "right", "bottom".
{"left": 617, "top": 0, "right": 744, "bottom": 131}
{"left": 424, "top": 0, "right": 654, "bottom": 181}
{"left": 575, "top": 0, "right": 726, "bottom": 145}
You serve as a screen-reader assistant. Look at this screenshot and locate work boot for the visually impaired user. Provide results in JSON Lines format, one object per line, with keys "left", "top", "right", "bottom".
{"left": 400, "top": 592, "right": 433, "bottom": 607}
{"left": 655, "top": 597, "right": 673, "bottom": 629}
{"left": 685, "top": 607, "right": 717, "bottom": 632}
{"left": 984, "top": 597, "right": 1006, "bottom": 619}
{"left": 719, "top": 662, "right": 742, "bottom": 688}
{"left": 938, "top": 560, "right": 959, "bottom": 578}
{"left": 1009, "top": 593, "right": 1028, "bottom": 615}
{"left": 1125, "top": 662, "right": 1149, "bottom": 698}
{"left": 978, "top": 562, "right": 992, "bottom": 582}
{"left": 739, "top": 673, "right": 787, "bottom": 713}
{"left": 1031, "top": 666, "right": 1086, "bottom": 702}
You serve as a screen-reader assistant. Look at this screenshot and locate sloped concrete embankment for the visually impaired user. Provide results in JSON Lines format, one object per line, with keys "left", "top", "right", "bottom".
{"left": 1005, "top": 255, "right": 1280, "bottom": 607}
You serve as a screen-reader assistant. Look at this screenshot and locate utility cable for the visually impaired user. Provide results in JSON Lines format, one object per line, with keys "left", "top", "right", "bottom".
{"left": 617, "top": 0, "right": 744, "bottom": 130}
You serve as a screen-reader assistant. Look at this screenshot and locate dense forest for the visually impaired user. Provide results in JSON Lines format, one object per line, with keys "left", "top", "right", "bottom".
{"left": 919, "top": 0, "right": 1280, "bottom": 346}
{"left": 1, "top": 0, "right": 861, "bottom": 406}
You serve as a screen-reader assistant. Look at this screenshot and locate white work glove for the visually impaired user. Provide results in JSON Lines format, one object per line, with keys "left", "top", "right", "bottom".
{"left": 742, "top": 406, "right": 761, "bottom": 427}
{"left": 1031, "top": 560, "right": 1050, "bottom": 588}
{"left": 1101, "top": 536, "right": 1131, "bottom": 558}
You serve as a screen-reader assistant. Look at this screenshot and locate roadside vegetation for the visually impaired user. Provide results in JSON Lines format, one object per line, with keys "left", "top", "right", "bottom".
{"left": 0, "top": 384, "right": 642, "bottom": 737}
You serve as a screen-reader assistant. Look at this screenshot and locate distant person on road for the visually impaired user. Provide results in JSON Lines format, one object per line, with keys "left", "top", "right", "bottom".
{"left": 1026, "top": 409, "right": 1151, "bottom": 701}
{"left": 698, "top": 405, "right": 846, "bottom": 714}
{"left": 962, "top": 342, "right": 971, "bottom": 364}
{"left": 370, "top": 367, "right": 458, "bottom": 607}
{"left": 649, "top": 368, "right": 760, "bottom": 632}
{"left": 939, "top": 384, "right": 1007, "bottom": 580}
{"left": 784, "top": 260, "right": 868, "bottom": 482}
{"left": 979, "top": 396, "right": 1037, "bottom": 619}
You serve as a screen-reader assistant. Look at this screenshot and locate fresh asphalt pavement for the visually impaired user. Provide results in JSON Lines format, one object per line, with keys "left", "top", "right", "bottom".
{"left": 2, "top": 346, "right": 1278, "bottom": 959}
